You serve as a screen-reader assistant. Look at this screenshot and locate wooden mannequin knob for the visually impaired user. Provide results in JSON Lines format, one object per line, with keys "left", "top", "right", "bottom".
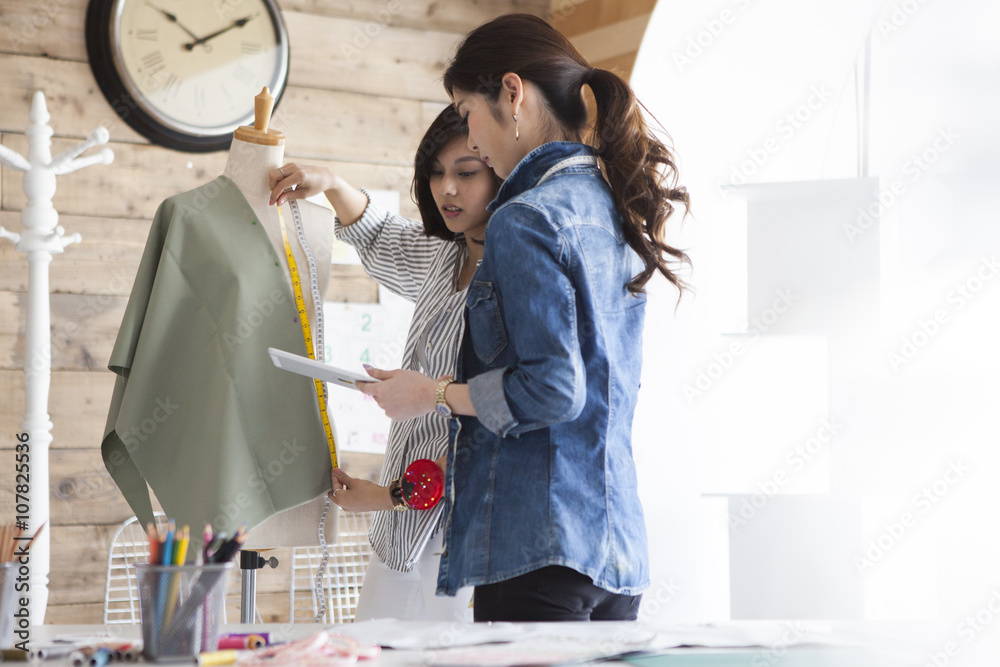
{"left": 254, "top": 87, "right": 273, "bottom": 132}
{"left": 233, "top": 87, "right": 285, "bottom": 146}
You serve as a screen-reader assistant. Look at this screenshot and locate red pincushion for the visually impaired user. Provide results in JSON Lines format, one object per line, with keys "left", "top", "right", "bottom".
{"left": 401, "top": 458, "right": 444, "bottom": 510}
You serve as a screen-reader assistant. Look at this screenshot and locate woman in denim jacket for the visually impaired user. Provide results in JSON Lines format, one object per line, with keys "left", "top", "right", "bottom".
{"left": 349, "top": 13, "right": 690, "bottom": 621}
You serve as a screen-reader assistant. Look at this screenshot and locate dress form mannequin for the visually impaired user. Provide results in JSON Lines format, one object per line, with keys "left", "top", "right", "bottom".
{"left": 222, "top": 91, "right": 333, "bottom": 335}
{"left": 225, "top": 89, "right": 337, "bottom": 548}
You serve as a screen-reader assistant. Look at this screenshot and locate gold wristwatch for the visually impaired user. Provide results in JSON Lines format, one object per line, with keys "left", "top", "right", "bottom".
{"left": 435, "top": 378, "right": 456, "bottom": 418}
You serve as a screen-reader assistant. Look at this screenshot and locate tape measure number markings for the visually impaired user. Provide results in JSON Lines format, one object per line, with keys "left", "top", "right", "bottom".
{"left": 277, "top": 202, "right": 337, "bottom": 470}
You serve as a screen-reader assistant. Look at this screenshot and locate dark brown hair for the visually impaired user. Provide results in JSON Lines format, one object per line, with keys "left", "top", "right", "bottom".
{"left": 412, "top": 105, "right": 502, "bottom": 241}
{"left": 444, "top": 13, "right": 690, "bottom": 294}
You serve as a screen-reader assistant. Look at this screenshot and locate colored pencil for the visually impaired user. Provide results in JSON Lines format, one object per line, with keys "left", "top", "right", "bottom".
{"left": 146, "top": 522, "right": 159, "bottom": 564}
{"left": 174, "top": 526, "right": 190, "bottom": 565}
{"left": 0, "top": 522, "right": 44, "bottom": 563}
{"left": 161, "top": 520, "right": 176, "bottom": 566}
{"left": 212, "top": 525, "right": 246, "bottom": 563}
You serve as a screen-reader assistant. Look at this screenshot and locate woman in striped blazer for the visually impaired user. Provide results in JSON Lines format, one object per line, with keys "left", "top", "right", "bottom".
{"left": 268, "top": 106, "right": 501, "bottom": 621}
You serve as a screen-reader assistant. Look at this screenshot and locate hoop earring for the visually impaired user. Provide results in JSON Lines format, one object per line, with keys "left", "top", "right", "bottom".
{"left": 512, "top": 113, "right": 519, "bottom": 141}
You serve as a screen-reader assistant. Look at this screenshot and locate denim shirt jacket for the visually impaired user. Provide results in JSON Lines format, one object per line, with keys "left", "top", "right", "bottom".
{"left": 437, "top": 141, "right": 650, "bottom": 597}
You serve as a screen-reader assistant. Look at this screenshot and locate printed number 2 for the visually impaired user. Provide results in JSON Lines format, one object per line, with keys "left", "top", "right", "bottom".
{"left": 361, "top": 314, "right": 372, "bottom": 332}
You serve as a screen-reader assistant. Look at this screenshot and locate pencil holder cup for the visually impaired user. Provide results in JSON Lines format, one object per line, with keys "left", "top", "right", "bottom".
{"left": 135, "top": 563, "right": 233, "bottom": 661}
{"left": 0, "top": 562, "right": 16, "bottom": 648}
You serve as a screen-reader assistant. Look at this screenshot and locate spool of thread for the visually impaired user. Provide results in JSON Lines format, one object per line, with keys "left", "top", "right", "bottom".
{"left": 235, "top": 632, "right": 269, "bottom": 645}
{"left": 217, "top": 634, "right": 266, "bottom": 650}
{"left": 89, "top": 647, "right": 113, "bottom": 667}
{"left": 69, "top": 647, "right": 94, "bottom": 667}
{"left": 198, "top": 649, "right": 239, "bottom": 666}
{"left": 29, "top": 644, "right": 75, "bottom": 661}
{"left": 113, "top": 643, "right": 141, "bottom": 663}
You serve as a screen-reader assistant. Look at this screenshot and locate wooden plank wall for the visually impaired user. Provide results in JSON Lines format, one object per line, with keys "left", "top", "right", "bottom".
{"left": 551, "top": 0, "right": 656, "bottom": 81}
{"left": 0, "top": 0, "right": 547, "bottom": 624}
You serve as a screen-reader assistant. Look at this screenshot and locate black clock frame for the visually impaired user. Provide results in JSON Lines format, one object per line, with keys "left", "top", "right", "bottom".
{"left": 85, "top": 0, "right": 290, "bottom": 153}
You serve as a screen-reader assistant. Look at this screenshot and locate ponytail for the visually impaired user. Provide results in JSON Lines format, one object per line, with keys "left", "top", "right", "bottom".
{"left": 588, "top": 68, "right": 691, "bottom": 295}
{"left": 444, "top": 14, "right": 690, "bottom": 296}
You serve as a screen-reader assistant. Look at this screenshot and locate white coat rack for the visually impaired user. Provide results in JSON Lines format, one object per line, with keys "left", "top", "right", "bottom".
{"left": 0, "top": 91, "right": 113, "bottom": 620}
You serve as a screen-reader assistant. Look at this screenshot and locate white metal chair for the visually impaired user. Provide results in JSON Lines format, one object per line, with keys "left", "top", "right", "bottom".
{"left": 103, "top": 513, "right": 166, "bottom": 624}
{"left": 289, "top": 511, "right": 372, "bottom": 623}
{"left": 106, "top": 512, "right": 371, "bottom": 624}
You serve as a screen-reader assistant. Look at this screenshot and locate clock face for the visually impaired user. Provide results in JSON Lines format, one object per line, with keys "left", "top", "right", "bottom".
{"left": 86, "top": 0, "right": 289, "bottom": 151}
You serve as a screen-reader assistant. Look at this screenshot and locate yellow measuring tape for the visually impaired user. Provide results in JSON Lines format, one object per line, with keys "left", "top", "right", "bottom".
{"left": 277, "top": 205, "right": 338, "bottom": 469}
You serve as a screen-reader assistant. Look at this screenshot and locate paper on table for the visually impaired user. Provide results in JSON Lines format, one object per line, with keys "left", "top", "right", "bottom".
{"left": 425, "top": 627, "right": 658, "bottom": 666}
{"left": 337, "top": 620, "right": 530, "bottom": 650}
{"left": 641, "top": 621, "right": 836, "bottom": 650}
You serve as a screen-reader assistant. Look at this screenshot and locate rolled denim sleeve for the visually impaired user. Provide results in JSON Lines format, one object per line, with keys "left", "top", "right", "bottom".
{"left": 481, "top": 203, "right": 587, "bottom": 435}
{"left": 467, "top": 367, "right": 518, "bottom": 436}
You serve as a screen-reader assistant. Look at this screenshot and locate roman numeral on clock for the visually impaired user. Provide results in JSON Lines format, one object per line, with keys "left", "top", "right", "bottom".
{"left": 141, "top": 50, "right": 165, "bottom": 76}
{"left": 162, "top": 72, "right": 181, "bottom": 99}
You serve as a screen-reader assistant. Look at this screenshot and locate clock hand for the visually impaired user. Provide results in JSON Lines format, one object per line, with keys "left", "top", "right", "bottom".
{"left": 144, "top": 1, "right": 202, "bottom": 43}
{"left": 184, "top": 14, "right": 256, "bottom": 51}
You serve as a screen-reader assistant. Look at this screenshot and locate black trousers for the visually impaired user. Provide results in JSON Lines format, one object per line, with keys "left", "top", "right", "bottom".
{"left": 473, "top": 565, "right": 642, "bottom": 622}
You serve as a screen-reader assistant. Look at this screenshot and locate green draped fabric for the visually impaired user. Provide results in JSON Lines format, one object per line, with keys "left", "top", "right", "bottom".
{"left": 102, "top": 176, "right": 332, "bottom": 533}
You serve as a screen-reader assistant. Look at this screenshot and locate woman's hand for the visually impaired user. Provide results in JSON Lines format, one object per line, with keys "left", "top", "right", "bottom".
{"left": 268, "top": 162, "right": 335, "bottom": 206}
{"left": 328, "top": 468, "right": 394, "bottom": 512}
{"left": 358, "top": 367, "right": 443, "bottom": 421}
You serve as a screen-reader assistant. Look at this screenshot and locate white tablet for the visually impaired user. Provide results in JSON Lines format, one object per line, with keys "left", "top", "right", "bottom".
{"left": 267, "top": 347, "right": 379, "bottom": 391}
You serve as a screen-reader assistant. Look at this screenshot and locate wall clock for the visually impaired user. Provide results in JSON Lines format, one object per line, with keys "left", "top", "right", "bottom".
{"left": 86, "top": 0, "right": 290, "bottom": 152}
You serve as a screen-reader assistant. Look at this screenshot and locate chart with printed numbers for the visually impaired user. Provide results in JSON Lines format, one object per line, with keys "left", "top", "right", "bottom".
{"left": 320, "top": 189, "right": 415, "bottom": 454}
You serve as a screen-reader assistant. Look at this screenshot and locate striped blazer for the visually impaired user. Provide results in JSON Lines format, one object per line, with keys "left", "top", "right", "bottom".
{"left": 334, "top": 190, "right": 469, "bottom": 572}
